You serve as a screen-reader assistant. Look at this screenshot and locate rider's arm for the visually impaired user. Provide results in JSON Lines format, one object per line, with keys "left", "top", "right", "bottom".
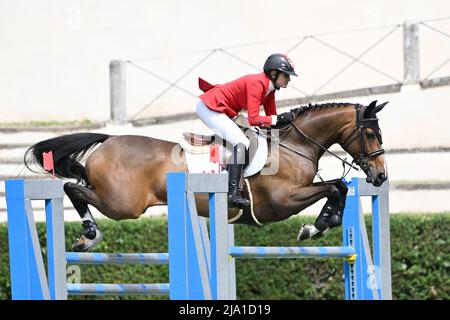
{"left": 264, "top": 92, "right": 294, "bottom": 126}
{"left": 263, "top": 91, "right": 278, "bottom": 126}
{"left": 246, "top": 81, "right": 274, "bottom": 127}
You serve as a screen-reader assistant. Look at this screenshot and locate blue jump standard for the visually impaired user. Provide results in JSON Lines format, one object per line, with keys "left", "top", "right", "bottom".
{"left": 167, "top": 172, "right": 392, "bottom": 300}
{"left": 5, "top": 174, "right": 391, "bottom": 300}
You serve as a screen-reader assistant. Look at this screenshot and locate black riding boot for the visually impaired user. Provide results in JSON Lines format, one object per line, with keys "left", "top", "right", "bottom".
{"left": 227, "top": 143, "right": 250, "bottom": 208}
{"left": 227, "top": 163, "right": 251, "bottom": 209}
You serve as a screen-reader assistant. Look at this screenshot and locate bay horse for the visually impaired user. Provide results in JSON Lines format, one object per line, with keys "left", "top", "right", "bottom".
{"left": 24, "top": 100, "right": 388, "bottom": 251}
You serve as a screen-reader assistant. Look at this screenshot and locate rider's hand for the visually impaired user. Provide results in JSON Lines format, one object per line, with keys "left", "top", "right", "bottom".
{"left": 276, "top": 112, "right": 294, "bottom": 125}
{"left": 259, "top": 123, "right": 272, "bottom": 129}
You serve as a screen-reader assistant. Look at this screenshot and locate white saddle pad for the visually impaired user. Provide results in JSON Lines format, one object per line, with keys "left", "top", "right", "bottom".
{"left": 179, "top": 131, "right": 268, "bottom": 177}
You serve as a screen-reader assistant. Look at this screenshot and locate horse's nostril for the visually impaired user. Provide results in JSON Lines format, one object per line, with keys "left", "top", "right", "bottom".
{"left": 378, "top": 172, "right": 386, "bottom": 181}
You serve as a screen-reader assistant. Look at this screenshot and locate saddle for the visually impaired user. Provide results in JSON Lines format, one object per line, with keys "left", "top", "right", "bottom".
{"left": 181, "top": 114, "right": 266, "bottom": 227}
{"left": 182, "top": 115, "right": 259, "bottom": 166}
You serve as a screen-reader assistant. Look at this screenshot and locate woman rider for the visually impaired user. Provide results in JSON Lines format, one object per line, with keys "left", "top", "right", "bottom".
{"left": 196, "top": 53, "right": 298, "bottom": 209}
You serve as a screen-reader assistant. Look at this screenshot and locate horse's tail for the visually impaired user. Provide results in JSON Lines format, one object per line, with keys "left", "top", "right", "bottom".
{"left": 24, "top": 132, "right": 111, "bottom": 186}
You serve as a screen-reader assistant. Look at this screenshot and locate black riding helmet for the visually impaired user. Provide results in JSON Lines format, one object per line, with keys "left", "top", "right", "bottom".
{"left": 263, "top": 53, "right": 298, "bottom": 89}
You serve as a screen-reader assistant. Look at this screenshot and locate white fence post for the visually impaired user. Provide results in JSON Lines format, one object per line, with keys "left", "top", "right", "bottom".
{"left": 403, "top": 21, "right": 420, "bottom": 84}
{"left": 110, "top": 60, "right": 127, "bottom": 124}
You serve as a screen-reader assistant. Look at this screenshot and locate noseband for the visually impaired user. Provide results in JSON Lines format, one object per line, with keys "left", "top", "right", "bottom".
{"left": 341, "top": 105, "right": 385, "bottom": 171}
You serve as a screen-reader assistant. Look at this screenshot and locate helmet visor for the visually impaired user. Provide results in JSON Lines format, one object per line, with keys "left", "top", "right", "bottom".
{"left": 280, "top": 69, "right": 298, "bottom": 77}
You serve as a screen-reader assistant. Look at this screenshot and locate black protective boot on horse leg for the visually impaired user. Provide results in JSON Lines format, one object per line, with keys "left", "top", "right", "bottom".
{"left": 64, "top": 182, "right": 103, "bottom": 252}
{"left": 312, "top": 179, "right": 349, "bottom": 233}
{"left": 326, "top": 179, "right": 348, "bottom": 228}
{"left": 227, "top": 143, "right": 251, "bottom": 209}
{"left": 297, "top": 197, "right": 339, "bottom": 242}
{"left": 297, "top": 180, "right": 348, "bottom": 242}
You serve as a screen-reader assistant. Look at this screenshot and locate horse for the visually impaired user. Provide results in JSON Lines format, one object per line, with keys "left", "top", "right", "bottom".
{"left": 24, "top": 100, "right": 388, "bottom": 251}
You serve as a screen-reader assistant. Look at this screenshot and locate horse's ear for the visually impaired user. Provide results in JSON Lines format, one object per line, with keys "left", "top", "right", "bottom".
{"left": 374, "top": 101, "right": 388, "bottom": 114}
{"left": 363, "top": 100, "right": 377, "bottom": 118}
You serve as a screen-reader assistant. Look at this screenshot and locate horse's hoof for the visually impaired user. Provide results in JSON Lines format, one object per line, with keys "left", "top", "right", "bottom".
{"left": 312, "top": 228, "right": 328, "bottom": 239}
{"left": 72, "top": 229, "right": 103, "bottom": 252}
{"left": 297, "top": 223, "right": 323, "bottom": 242}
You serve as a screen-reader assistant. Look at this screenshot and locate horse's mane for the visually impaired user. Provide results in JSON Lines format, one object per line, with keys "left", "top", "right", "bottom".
{"left": 290, "top": 102, "right": 363, "bottom": 117}
{"left": 272, "top": 102, "right": 363, "bottom": 136}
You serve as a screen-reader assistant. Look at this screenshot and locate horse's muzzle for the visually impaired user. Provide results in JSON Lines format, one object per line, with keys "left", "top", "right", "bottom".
{"left": 366, "top": 171, "right": 387, "bottom": 187}
{"left": 373, "top": 172, "right": 387, "bottom": 187}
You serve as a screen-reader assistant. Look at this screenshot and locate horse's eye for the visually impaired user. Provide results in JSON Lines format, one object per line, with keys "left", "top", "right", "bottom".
{"left": 367, "top": 133, "right": 376, "bottom": 140}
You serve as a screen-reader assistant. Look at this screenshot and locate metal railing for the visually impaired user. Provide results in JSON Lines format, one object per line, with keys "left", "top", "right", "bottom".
{"left": 109, "top": 18, "right": 450, "bottom": 125}
{"left": 418, "top": 17, "right": 450, "bottom": 88}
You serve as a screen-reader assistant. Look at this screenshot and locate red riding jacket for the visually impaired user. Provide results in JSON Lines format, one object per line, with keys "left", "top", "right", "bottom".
{"left": 198, "top": 72, "right": 277, "bottom": 126}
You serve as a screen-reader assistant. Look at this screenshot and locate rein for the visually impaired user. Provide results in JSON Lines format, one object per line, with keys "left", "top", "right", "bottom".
{"left": 259, "top": 125, "right": 356, "bottom": 182}
{"left": 288, "top": 121, "right": 360, "bottom": 171}
{"left": 257, "top": 127, "right": 317, "bottom": 169}
{"left": 260, "top": 104, "right": 385, "bottom": 181}
{"left": 258, "top": 103, "right": 386, "bottom": 181}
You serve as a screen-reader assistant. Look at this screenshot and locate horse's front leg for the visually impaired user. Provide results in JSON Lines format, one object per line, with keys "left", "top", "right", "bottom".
{"left": 270, "top": 183, "right": 340, "bottom": 220}
{"left": 312, "top": 180, "right": 348, "bottom": 228}
{"left": 276, "top": 183, "right": 340, "bottom": 242}
{"left": 288, "top": 184, "right": 340, "bottom": 212}
{"left": 296, "top": 180, "right": 348, "bottom": 242}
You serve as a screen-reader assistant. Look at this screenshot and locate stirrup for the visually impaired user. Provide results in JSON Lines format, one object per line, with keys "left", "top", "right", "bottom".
{"left": 228, "top": 199, "right": 250, "bottom": 209}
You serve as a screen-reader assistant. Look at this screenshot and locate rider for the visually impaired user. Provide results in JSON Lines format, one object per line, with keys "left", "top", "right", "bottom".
{"left": 196, "top": 53, "right": 298, "bottom": 209}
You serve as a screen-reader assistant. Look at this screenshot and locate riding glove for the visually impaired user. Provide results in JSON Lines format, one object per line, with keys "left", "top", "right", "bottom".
{"left": 276, "top": 112, "right": 294, "bottom": 124}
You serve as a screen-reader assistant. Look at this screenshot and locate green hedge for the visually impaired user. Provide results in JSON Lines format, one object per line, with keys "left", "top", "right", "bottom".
{"left": 1, "top": 213, "right": 449, "bottom": 300}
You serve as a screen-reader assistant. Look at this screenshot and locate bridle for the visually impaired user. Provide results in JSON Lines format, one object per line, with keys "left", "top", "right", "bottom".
{"left": 265, "top": 104, "right": 384, "bottom": 179}
{"left": 341, "top": 105, "right": 385, "bottom": 172}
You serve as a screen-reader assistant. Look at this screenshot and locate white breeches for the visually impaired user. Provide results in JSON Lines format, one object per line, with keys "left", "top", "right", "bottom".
{"left": 196, "top": 101, "right": 250, "bottom": 148}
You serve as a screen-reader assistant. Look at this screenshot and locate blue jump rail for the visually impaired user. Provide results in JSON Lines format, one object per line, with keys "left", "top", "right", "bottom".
{"left": 67, "top": 283, "right": 170, "bottom": 296}
{"left": 229, "top": 246, "right": 356, "bottom": 259}
{"left": 66, "top": 252, "right": 169, "bottom": 265}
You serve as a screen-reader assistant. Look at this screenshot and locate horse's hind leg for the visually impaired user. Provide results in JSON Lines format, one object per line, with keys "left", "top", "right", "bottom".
{"left": 64, "top": 182, "right": 104, "bottom": 252}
